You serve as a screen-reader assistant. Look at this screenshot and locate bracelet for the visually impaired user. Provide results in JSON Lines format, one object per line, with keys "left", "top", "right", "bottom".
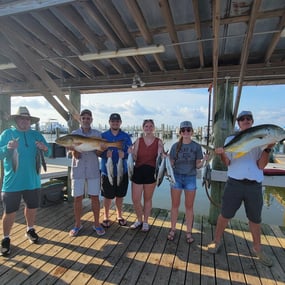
{"left": 263, "top": 148, "right": 272, "bottom": 153}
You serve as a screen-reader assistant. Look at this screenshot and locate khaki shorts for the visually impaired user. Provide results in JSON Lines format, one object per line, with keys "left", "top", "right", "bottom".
{"left": 71, "top": 178, "right": 100, "bottom": 197}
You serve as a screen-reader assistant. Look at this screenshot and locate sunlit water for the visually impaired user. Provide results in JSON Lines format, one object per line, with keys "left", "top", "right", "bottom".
{"left": 45, "top": 134, "right": 285, "bottom": 226}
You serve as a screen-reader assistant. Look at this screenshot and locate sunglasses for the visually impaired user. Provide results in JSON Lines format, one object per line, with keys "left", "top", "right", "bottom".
{"left": 181, "top": 127, "right": 192, "bottom": 133}
{"left": 239, "top": 116, "right": 252, "bottom": 121}
{"left": 143, "top": 119, "right": 154, "bottom": 126}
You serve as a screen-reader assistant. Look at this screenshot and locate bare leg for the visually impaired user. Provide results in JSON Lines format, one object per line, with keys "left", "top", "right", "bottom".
{"left": 2, "top": 212, "right": 16, "bottom": 236}
{"left": 131, "top": 182, "right": 143, "bottom": 222}
{"left": 213, "top": 214, "right": 230, "bottom": 243}
{"left": 249, "top": 220, "right": 261, "bottom": 252}
{"left": 184, "top": 190, "right": 196, "bottom": 233}
{"left": 142, "top": 183, "right": 156, "bottom": 223}
{"left": 24, "top": 207, "right": 37, "bottom": 228}
{"left": 170, "top": 188, "right": 182, "bottom": 230}
{"left": 91, "top": 195, "right": 101, "bottom": 227}
{"left": 103, "top": 197, "right": 112, "bottom": 220}
{"left": 73, "top": 196, "right": 83, "bottom": 228}
{"left": 115, "top": 197, "right": 124, "bottom": 219}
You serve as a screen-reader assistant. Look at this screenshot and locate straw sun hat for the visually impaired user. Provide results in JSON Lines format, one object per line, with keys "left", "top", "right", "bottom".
{"left": 10, "top": 106, "right": 40, "bottom": 125}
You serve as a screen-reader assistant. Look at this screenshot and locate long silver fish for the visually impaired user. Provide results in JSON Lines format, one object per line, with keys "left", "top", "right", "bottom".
{"left": 165, "top": 156, "right": 176, "bottom": 184}
{"left": 117, "top": 157, "right": 124, "bottom": 186}
{"left": 156, "top": 156, "right": 166, "bottom": 187}
{"left": 106, "top": 157, "right": 114, "bottom": 186}
{"left": 202, "top": 124, "right": 285, "bottom": 159}
{"left": 127, "top": 153, "right": 134, "bottom": 180}
{"left": 55, "top": 134, "right": 123, "bottom": 152}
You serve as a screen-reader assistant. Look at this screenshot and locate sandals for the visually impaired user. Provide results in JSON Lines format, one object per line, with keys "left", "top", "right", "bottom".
{"left": 92, "top": 226, "right": 105, "bottom": 236}
{"left": 101, "top": 219, "right": 111, "bottom": 228}
{"left": 118, "top": 218, "right": 127, "bottom": 226}
{"left": 69, "top": 225, "right": 83, "bottom": 237}
{"left": 186, "top": 232, "right": 195, "bottom": 244}
{"left": 167, "top": 229, "right": 176, "bottom": 241}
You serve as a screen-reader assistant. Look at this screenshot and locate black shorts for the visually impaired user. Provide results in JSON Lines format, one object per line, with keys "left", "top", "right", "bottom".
{"left": 221, "top": 177, "right": 263, "bottom": 223}
{"left": 1, "top": 189, "right": 40, "bottom": 214}
{"left": 101, "top": 173, "right": 129, "bottom": 199}
{"left": 131, "top": 164, "right": 156, "bottom": 184}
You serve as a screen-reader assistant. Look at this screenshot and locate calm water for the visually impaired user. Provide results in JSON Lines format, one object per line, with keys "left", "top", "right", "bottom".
{"left": 45, "top": 134, "right": 285, "bottom": 226}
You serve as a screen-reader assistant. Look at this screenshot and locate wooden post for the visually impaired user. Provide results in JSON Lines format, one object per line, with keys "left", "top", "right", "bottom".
{"left": 66, "top": 89, "right": 81, "bottom": 201}
{"left": 0, "top": 95, "right": 11, "bottom": 191}
{"left": 208, "top": 81, "right": 234, "bottom": 225}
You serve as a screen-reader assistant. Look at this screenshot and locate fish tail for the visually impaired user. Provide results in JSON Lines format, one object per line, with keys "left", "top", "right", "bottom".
{"left": 110, "top": 140, "right": 124, "bottom": 149}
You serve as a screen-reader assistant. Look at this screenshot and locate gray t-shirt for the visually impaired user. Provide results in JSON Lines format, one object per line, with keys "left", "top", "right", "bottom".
{"left": 70, "top": 128, "right": 101, "bottom": 179}
{"left": 169, "top": 141, "right": 203, "bottom": 176}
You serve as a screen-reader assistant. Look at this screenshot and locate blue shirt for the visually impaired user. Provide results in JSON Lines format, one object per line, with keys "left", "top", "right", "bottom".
{"left": 0, "top": 127, "right": 50, "bottom": 192}
{"left": 100, "top": 129, "right": 132, "bottom": 176}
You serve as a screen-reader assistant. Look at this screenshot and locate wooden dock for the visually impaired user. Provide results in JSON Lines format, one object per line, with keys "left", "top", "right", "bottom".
{"left": 0, "top": 200, "right": 285, "bottom": 285}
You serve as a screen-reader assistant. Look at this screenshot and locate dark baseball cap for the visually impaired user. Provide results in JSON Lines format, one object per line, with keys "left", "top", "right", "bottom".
{"left": 109, "top": 113, "right": 121, "bottom": 121}
{"left": 80, "top": 109, "right": 92, "bottom": 117}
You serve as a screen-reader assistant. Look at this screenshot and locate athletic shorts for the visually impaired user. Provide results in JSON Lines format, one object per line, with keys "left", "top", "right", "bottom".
{"left": 1, "top": 189, "right": 40, "bottom": 214}
{"left": 71, "top": 178, "right": 100, "bottom": 197}
{"left": 171, "top": 174, "right": 197, "bottom": 191}
{"left": 131, "top": 165, "right": 156, "bottom": 184}
{"left": 221, "top": 177, "right": 263, "bottom": 223}
{"left": 101, "top": 173, "right": 129, "bottom": 199}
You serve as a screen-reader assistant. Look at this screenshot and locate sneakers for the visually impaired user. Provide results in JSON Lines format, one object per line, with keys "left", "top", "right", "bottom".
{"left": 26, "top": 228, "right": 39, "bottom": 243}
{"left": 130, "top": 221, "right": 142, "bottom": 229}
{"left": 252, "top": 248, "right": 273, "bottom": 267}
{"left": 1, "top": 237, "right": 11, "bottom": 256}
{"left": 207, "top": 241, "right": 222, "bottom": 254}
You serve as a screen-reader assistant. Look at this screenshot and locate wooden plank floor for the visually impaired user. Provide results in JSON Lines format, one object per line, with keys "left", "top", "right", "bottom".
{"left": 1, "top": 200, "right": 285, "bottom": 285}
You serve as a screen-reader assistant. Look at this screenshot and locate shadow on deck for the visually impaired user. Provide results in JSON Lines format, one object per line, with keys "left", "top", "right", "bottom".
{"left": 0, "top": 200, "right": 285, "bottom": 284}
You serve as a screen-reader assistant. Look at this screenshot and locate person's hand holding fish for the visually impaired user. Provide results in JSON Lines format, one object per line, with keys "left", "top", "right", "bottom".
{"left": 107, "top": 149, "right": 113, "bottom": 158}
{"left": 35, "top": 141, "right": 48, "bottom": 152}
{"left": 7, "top": 139, "right": 18, "bottom": 150}
{"left": 118, "top": 150, "right": 124, "bottom": 159}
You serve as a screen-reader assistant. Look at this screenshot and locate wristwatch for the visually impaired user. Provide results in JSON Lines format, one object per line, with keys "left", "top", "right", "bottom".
{"left": 263, "top": 148, "right": 272, "bottom": 153}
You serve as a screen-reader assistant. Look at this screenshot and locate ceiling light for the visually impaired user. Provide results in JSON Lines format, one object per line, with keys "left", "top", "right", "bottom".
{"left": 0, "top": 63, "right": 16, "bottom": 70}
{"left": 79, "top": 45, "right": 165, "bottom": 61}
{"left": 131, "top": 74, "right": 145, "bottom": 88}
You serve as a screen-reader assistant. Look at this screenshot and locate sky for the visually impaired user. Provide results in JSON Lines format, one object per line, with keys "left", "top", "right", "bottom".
{"left": 10, "top": 84, "right": 285, "bottom": 131}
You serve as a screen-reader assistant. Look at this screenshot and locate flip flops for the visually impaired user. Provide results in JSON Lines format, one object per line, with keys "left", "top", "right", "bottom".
{"left": 186, "top": 232, "right": 195, "bottom": 244}
{"left": 167, "top": 229, "right": 176, "bottom": 241}
{"left": 118, "top": 218, "right": 127, "bottom": 226}
{"left": 92, "top": 226, "right": 105, "bottom": 236}
{"left": 69, "top": 225, "right": 83, "bottom": 237}
{"left": 101, "top": 219, "right": 111, "bottom": 228}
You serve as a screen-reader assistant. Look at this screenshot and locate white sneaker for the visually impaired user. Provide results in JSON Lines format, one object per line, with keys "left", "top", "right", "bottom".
{"left": 141, "top": 222, "right": 149, "bottom": 232}
{"left": 130, "top": 221, "right": 142, "bottom": 229}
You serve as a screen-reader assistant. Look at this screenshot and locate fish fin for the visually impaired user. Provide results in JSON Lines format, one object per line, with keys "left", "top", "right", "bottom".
{"left": 233, "top": 152, "right": 246, "bottom": 159}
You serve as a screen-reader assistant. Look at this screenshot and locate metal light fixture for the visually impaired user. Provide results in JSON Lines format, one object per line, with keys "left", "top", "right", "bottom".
{"left": 132, "top": 74, "right": 145, "bottom": 88}
{"left": 0, "top": 63, "right": 16, "bottom": 70}
{"left": 79, "top": 44, "right": 165, "bottom": 61}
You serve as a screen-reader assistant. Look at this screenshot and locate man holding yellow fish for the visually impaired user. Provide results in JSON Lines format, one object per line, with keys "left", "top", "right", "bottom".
{"left": 207, "top": 111, "right": 275, "bottom": 267}
{"left": 67, "top": 109, "right": 107, "bottom": 237}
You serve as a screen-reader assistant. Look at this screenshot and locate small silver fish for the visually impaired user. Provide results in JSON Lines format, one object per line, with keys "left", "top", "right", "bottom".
{"left": 11, "top": 137, "right": 19, "bottom": 172}
{"left": 127, "top": 153, "right": 134, "bottom": 180}
{"left": 36, "top": 148, "right": 47, "bottom": 174}
{"left": 12, "top": 148, "right": 19, "bottom": 172}
{"left": 165, "top": 156, "right": 176, "bottom": 184}
{"left": 117, "top": 157, "right": 124, "bottom": 186}
{"left": 106, "top": 157, "right": 114, "bottom": 186}
{"left": 202, "top": 163, "right": 212, "bottom": 189}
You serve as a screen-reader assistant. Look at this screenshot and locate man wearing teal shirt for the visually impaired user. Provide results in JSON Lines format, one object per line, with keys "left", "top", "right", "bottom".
{"left": 0, "top": 106, "right": 50, "bottom": 256}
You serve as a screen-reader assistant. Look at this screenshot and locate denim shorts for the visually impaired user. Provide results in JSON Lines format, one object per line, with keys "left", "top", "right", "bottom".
{"left": 171, "top": 174, "right": 197, "bottom": 191}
